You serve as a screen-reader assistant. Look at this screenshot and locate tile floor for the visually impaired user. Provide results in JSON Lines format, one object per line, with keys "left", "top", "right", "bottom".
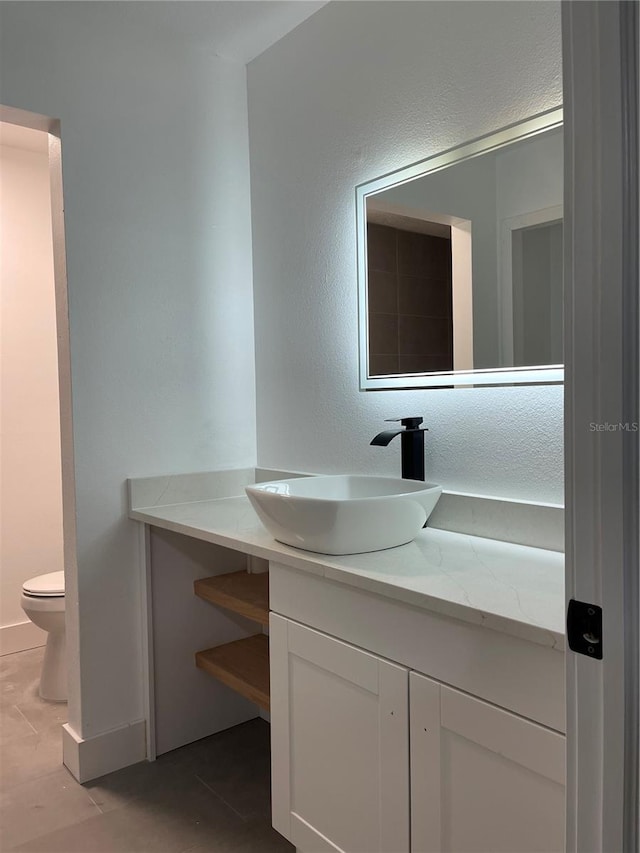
{"left": 1, "top": 647, "right": 293, "bottom": 852}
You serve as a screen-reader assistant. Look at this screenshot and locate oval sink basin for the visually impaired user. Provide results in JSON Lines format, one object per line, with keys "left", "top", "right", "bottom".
{"left": 245, "top": 475, "right": 442, "bottom": 555}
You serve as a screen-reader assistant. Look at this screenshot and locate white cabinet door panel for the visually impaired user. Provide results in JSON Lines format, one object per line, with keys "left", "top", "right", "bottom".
{"left": 271, "top": 614, "right": 410, "bottom": 853}
{"left": 440, "top": 686, "right": 565, "bottom": 786}
{"left": 411, "top": 672, "right": 565, "bottom": 853}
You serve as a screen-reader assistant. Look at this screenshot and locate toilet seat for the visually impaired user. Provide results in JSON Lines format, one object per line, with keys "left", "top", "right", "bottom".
{"left": 22, "top": 571, "right": 65, "bottom": 597}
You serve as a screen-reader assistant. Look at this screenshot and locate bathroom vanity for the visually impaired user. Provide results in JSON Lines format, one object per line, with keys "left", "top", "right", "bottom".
{"left": 129, "top": 468, "right": 565, "bottom": 853}
{"left": 268, "top": 560, "right": 564, "bottom": 853}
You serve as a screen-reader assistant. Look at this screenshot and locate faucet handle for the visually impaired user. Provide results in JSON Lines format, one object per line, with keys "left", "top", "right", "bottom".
{"left": 385, "top": 416, "right": 424, "bottom": 430}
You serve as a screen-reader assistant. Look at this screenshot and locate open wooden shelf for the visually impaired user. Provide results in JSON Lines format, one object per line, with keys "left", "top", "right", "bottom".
{"left": 196, "top": 634, "right": 270, "bottom": 712}
{"left": 194, "top": 571, "right": 269, "bottom": 626}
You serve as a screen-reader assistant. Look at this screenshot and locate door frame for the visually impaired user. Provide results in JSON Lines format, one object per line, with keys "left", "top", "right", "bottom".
{"left": 0, "top": 105, "right": 80, "bottom": 729}
{"left": 562, "top": 2, "right": 639, "bottom": 851}
{"left": 499, "top": 203, "right": 563, "bottom": 366}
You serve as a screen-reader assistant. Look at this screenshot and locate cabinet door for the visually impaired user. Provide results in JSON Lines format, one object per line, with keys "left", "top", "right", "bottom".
{"left": 410, "top": 672, "right": 565, "bottom": 853}
{"left": 270, "top": 614, "right": 409, "bottom": 853}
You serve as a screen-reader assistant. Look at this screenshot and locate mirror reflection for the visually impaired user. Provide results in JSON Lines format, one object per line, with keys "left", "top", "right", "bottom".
{"left": 358, "top": 111, "right": 563, "bottom": 388}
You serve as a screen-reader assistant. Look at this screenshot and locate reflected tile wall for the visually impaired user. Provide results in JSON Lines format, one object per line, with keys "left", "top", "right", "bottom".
{"left": 367, "top": 222, "right": 453, "bottom": 375}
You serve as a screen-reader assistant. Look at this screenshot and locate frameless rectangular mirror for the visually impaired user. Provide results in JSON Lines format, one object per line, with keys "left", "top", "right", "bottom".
{"left": 356, "top": 108, "right": 563, "bottom": 389}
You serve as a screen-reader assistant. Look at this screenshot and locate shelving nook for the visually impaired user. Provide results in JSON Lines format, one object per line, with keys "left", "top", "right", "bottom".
{"left": 195, "top": 569, "right": 270, "bottom": 712}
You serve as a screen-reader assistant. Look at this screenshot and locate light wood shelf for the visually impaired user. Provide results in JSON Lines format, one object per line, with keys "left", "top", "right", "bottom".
{"left": 195, "top": 634, "right": 270, "bottom": 712}
{"left": 194, "top": 571, "right": 269, "bottom": 626}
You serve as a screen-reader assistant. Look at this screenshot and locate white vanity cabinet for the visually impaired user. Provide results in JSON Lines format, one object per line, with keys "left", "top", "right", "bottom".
{"left": 270, "top": 614, "right": 410, "bottom": 853}
{"left": 410, "top": 673, "right": 565, "bottom": 853}
{"left": 268, "top": 563, "right": 566, "bottom": 853}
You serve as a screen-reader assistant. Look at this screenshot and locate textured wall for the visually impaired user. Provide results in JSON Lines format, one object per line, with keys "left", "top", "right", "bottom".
{"left": 248, "top": 0, "right": 564, "bottom": 503}
{"left": 1, "top": 139, "right": 63, "bottom": 634}
{"left": 0, "top": 4, "right": 256, "bottom": 738}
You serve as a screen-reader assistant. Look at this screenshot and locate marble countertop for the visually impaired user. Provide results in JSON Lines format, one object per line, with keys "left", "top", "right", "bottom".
{"left": 129, "top": 493, "right": 565, "bottom": 651}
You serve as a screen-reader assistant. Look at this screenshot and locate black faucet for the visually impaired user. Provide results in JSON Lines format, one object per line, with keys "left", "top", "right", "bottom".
{"left": 371, "top": 417, "right": 428, "bottom": 481}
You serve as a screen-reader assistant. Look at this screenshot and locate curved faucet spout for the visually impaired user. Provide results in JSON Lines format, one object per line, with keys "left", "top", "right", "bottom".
{"left": 370, "top": 429, "right": 403, "bottom": 447}
{"left": 371, "top": 416, "right": 428, "bottom": 481}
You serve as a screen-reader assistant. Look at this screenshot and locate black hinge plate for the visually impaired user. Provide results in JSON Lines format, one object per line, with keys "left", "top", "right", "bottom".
{"left": 567, "top": 599, "right": 603, "bottom": 659}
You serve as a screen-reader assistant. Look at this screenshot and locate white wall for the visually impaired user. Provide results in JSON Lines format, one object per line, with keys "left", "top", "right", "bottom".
{"left": 0, "top": 134, "right": 63, "bottom": 651}
{"left": 496, "top": 127, "right": 563, "bottom": 223}
{"left": 0, "top": 4, "right": 257, "bottom": 741}
{"left": 248, "top": 1, "right": 564, "bottom": 504}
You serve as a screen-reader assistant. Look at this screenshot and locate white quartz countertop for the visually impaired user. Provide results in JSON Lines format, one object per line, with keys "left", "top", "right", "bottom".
{"left": 129, "top": 494, "right": 565, "bottom": 651}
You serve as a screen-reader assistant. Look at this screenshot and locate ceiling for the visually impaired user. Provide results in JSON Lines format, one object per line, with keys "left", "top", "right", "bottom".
{"left": 92, "top": 1, "right": 329, "bottom": 64}
{"left": 0, "top": 2, "right": 329, "bottom": 150}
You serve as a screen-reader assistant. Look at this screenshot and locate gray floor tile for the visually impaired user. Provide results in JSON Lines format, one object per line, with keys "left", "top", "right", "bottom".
{"left": 0, "top": 766, "right": 101, "bottom": 849}
{"left": 0, "top": 704, "right": 37, "bottom": 744}
{"left": 1, "top": 650, "right": 293, "bottom": 853}
{"left": 170, "top": 720, "right": 272, "bottom": 820}
{"left": 0, "top": 727, "right": 64, "bottom": 792}
{"left": 15, "top": 694, "right": 68, "bottom": 735}
{"left": 85, "top": 754, "right": 199, "bottom": 815}
{"left": 0, "top": 649, "right": 44, "bottom": 709}
{"left": 12, "top": 773, "right": 248, "bottom": 852}
{"left": 181, "top": 817, "right": 294, "bottom": 853}
{"left": 0, "top": 649, "right": 67, "bottom": 794}
{"left": 246, "top": 821, "right": 295, "bottom": 853}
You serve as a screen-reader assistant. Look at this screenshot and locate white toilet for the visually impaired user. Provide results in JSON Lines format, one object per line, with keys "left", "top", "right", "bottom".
{"left": 20, "top": 571, "right": 67, "bottom": 702}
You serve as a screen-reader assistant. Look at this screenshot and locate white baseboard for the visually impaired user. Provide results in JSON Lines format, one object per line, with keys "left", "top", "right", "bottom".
{"left": 62, "top": 719, "right": 147, "bottom": 783}
{"left": 0, "top": 621, "right": 46, "bottom": 656}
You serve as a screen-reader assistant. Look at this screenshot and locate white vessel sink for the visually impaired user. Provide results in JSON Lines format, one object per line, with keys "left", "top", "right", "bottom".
{"left": 245, "top": 475, "right": 442, "bottom": 555}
